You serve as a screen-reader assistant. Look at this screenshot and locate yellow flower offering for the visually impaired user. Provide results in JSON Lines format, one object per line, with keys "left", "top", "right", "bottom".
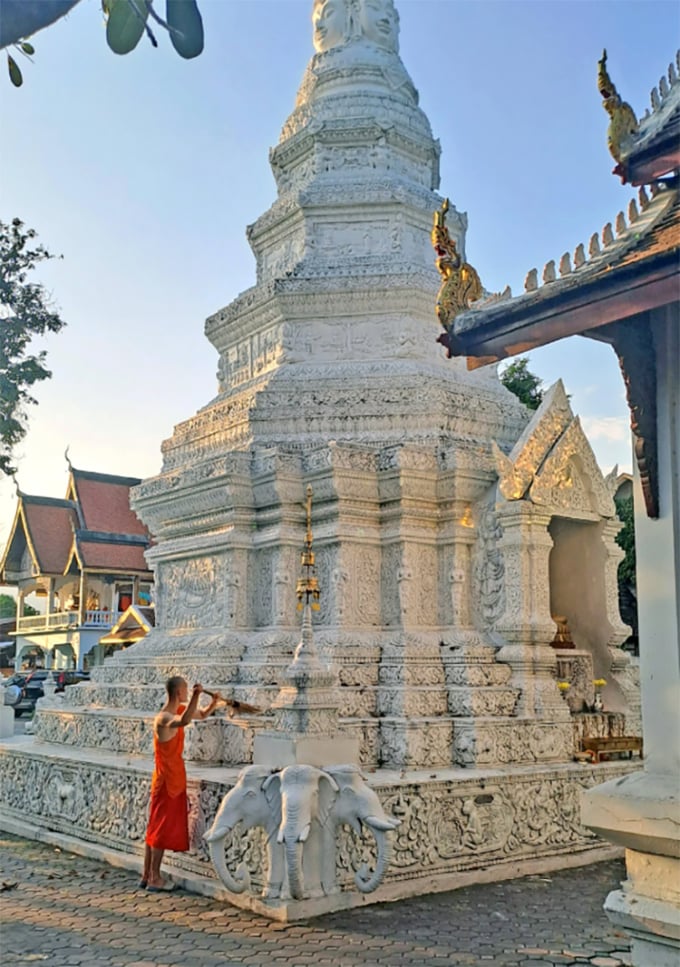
{"left": 593, "top": 678, "right": 607, "bottom": 688}
{"left": 557, "top": 681, "right": 571, "bottom": 691}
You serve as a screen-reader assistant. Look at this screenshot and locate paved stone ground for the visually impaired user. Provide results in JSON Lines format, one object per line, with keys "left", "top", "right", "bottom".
{"left": 0, "top": 833, "right": 632, "bottom": 967}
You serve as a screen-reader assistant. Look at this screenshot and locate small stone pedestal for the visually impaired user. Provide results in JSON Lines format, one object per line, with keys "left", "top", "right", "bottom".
{"left": 254, "top": 732, "right": 359, "bottom": 769}
{"left": 0, "top": 705, "right": 14, "bottom": 739}
{"left": 0, "top": 681, "right": 14, "bottom": 739}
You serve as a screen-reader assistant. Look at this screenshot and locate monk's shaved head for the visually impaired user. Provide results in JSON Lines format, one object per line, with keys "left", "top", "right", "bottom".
{"left": 166, "top": 676, "right": 186, "bottom": 699}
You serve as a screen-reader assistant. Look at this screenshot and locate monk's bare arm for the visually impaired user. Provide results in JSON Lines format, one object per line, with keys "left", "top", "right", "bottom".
{"left": 196, "top": 693, "right": 220, "bottom": 720}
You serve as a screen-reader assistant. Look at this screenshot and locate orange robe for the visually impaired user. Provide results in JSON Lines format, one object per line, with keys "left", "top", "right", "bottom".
{"left": 145, "top": 706, "right": 189, "bottom": 852}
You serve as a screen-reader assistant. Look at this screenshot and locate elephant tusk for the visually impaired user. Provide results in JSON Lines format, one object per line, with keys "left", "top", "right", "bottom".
{"left": 364, "top": 815, "right": 401, "bottom": 832}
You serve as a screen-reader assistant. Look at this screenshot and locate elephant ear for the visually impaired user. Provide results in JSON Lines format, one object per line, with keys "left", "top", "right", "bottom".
{"left": 317, "top": 770, "right": 339, "bottom": 828}
{"left": 262, "top": 771, "right": 282, "bottom": 825}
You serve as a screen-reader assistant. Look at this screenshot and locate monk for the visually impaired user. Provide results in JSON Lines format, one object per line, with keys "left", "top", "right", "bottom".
{"left": 141, "top": 676, "right": 220, "bottom": 891}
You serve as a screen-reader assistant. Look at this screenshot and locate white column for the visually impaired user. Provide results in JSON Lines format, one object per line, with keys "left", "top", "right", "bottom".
{"left": 582, "top": 309, "right": 680, "bottom": 966}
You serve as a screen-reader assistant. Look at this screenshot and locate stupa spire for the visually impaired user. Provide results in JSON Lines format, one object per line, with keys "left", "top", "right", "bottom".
{"left": 312, "top": 0, "right": 400, "bottom": 54}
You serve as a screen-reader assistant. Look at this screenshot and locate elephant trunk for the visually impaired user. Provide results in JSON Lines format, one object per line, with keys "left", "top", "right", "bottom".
{"left": 355, "top": 826, "right": 393, "bottom": 894}
{"left": 205, "top": 831, "right": 251, "bottom": 895}
{"left": 285, "top": 839, "right": 305, "bottom": 900}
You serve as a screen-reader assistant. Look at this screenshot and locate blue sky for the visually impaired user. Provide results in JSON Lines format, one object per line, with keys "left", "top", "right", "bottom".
{"left": 0, "top": 0, "right": 674, "bottom": 542}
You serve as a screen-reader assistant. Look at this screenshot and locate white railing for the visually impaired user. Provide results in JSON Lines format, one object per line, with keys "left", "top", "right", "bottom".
{"left": 16, "top": 610, "right": 121, "bottom": 633}
{"left": 82, "top": 610, "right": 121, "bottom": 627}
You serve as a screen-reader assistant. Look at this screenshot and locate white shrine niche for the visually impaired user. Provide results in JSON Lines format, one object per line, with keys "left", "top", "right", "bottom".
{"left": 0, "top": 0, "right": 641, "bottom": 920}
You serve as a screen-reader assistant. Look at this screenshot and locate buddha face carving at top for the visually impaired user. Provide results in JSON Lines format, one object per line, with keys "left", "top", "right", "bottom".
{"left": 312, "top": 0, "right": 350, "bottom": 53}
{"left": 357, "top": 0, "right": 399, "bottom": 52}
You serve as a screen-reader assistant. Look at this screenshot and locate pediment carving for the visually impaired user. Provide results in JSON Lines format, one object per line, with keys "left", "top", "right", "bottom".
{"left": 493, "top": 380, "right": 573, "bottom": 500}
{"left": 529, "top": 417, "right": 615, "bottom": 517}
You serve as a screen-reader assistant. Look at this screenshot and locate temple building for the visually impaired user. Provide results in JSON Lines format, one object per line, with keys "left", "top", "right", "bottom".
{"left": 0, "top": 463, "right": 153, "bottom": 670}
{"left": 440, "top": 48, "right": 679, "bottom": 967}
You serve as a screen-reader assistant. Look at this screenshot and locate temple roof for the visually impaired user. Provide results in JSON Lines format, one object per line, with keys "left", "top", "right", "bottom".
{"left": 436, "top": 51, "right": 679, "bottom": 520}
{"left": 97, "top": 605, "right": 155, "bottom": 646}
{"left": 0, "top": 467, "right": 152, "bottom": 583}
{"left": 0, "top": 495, "right": 78, "bottom": 578}
{"left": 615, "top": 51, "right": 680, "bottom": 185}
{"left": 446, "top": 184, "right": 679, "bottom": 363}
{"left": 65, "top": 531, "right": 151, "bottom": 575}
{"left": 67, "top": 468, "right": 146, "bottom": 536}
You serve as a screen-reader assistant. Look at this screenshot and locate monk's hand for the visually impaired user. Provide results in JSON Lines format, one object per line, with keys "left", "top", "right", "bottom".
{"left": 192, "top": 683, "right": 203, "bottom": 696}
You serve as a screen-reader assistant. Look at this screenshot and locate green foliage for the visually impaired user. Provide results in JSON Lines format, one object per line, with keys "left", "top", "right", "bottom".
{"left": 166, "top": 0, "right": 204, "bottom": 59}
{"left": 0, "top": 593, "right": 38, "bottom": 618}
{"left": 2, "top": 0, "right": 204, "bottom": 86}
{"left": 105, "top": 0, "right": 149, "bottom": 56}
{"left": 0, "top": 218, "right": 66, "bottom": 477}
{"left": 500, "top": 357, "right": 545, "bottom": 411}
{"left": 615, "top": 494, "right": 636, "bottom": 586}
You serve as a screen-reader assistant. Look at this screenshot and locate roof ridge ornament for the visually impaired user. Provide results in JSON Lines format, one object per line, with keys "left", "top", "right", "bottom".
{"left": 598, "top": 49, "right": 639, "bottom": 171}
{"left": 431, "top": 199, "right": 483, "bottom": 355}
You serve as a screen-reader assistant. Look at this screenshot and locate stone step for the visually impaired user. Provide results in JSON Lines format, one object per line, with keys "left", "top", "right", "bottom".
{"left": 31, "top": 704, "right": 386, "bottom": 769}
{"left": 32, "top": 704, "right": 263, "bottom": 764}
{"left": 446, "top": 687, "right": 520, "bottom": 717}
{"left": 67, "top": 680, "right": 381, "bottom": 718}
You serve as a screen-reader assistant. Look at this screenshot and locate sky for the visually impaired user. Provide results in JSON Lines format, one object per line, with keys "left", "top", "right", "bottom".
{"left": 0, "top": 0, "right": 675, "bottom": 556}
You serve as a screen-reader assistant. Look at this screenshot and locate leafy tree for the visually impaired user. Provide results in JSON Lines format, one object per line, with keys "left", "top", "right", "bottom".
{"left": 614, "top": 494, "right": 636, "bottom": 586}
{"left": 1, "top": 0, "right": 204, "bottom": 87}
{"left": 0, "top": 218, "right": 66, "bottom": 477}
{"left": 0, "top": 593, "right": 38, "bottom": 618}
{"left": 500, "top": 356, "right": 544, "bottom": 410}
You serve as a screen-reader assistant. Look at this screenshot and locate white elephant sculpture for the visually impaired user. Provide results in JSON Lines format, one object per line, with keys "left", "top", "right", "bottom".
{"left": 323, "top": 764, "right": 401, "bottom": 894}
{"left": 265, "top": 764, "right": 339, "bottom": 900}
{"left": 206, "top": 763, "right": 400, "bottom": 903}
{"left": 203, "top": 765, "right": 284, "bottom": 898}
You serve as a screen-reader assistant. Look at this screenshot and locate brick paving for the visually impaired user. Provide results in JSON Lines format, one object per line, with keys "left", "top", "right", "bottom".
{"left": 0, "top": 833, "right": 632, "bottom": 967}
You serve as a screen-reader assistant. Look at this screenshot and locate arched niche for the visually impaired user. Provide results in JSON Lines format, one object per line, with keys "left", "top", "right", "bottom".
{"left": 548, "top": 516, "right": 625, "bottom": 712}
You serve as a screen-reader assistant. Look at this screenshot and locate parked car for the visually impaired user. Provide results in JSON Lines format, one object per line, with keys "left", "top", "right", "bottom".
{"left": 3, "top": 669, "right": 90, "bottom": 716}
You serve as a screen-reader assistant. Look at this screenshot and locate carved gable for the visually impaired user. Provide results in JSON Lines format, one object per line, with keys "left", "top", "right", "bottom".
{"left": 493, "top": 380, "right": 573, "bottom": 500}
{"left": 529, "top": 417, "right": 616, "bottom": 518}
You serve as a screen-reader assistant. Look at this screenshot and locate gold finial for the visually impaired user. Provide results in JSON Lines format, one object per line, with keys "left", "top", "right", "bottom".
{"left": 431, "top": 198, "right": 483, "bottom": 355}
{"left": 598, "top": 49, "right": 638, "bottom": 167}
{"left": 296, "top": 485, "right": 321, "bottom": 611}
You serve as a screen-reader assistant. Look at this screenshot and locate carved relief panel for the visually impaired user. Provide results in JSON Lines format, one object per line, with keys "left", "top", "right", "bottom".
{"left": 160, "top": 556, "right": 225, "bottom": 630}
{"left": 472, "top": 501, "right": 505, "bottom": 630}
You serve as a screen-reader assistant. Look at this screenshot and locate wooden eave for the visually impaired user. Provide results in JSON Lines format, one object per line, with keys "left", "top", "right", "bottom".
{"left": 448, "top": 251, "right": 677, "bottom": 521}
{"left": 450, "top": 252, "right": 678, "bottom": 365}
{"left": 619, "top": 114, "right": 680, "bottom": 186}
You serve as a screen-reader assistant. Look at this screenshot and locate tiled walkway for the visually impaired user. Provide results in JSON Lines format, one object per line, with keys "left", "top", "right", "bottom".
{"left": 0, "top": 833, "right": 631, "bottom": 966}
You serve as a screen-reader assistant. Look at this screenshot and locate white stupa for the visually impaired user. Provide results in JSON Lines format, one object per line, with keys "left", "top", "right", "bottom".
{"left": 1, "top": 0, "right": 640, "bottom": 918}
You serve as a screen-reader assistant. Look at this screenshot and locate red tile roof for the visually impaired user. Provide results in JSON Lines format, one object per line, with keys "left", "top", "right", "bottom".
{"left": 70, "top": 469, "right": 148, "bottom": 537}
{"left": 74, "top": 538, "right": 150, "bottom": 574}
{"left": 22, "top": 497, "right": 78, "bottom": 575}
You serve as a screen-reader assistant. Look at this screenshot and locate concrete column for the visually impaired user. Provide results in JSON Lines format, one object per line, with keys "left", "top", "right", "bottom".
{"left": 582, "top": 310, "right": 680, "bottom": 965}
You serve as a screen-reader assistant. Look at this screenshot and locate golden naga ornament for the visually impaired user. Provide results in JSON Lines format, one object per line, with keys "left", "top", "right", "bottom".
{"left": 598, "top": 49, "right": 638, "bottom": 167}
{"left": 432, "top": 199, "right": 482, "bottom": 353}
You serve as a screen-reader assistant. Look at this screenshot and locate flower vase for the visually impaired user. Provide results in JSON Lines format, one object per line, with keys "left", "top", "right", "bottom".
{"left": 593, "top": 690, "right": 604, "bottom": 713}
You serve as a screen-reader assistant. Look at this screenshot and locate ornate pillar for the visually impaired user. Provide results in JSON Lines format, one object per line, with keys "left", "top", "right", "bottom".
{"left": 601, "top": 519, "right": 641, "bottom": 732}
{"left": 494, "top": 502, "right": 568, "bottom": 721}
{"left": 583, "top": 313, "right": 680, "bottom": 966}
